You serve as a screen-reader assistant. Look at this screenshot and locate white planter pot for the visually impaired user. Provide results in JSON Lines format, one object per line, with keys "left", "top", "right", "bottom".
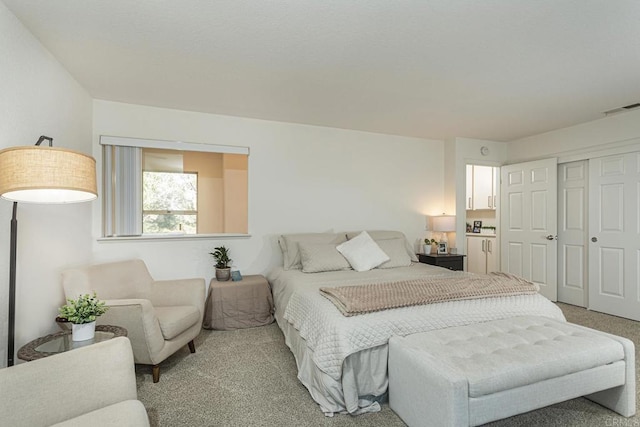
{"left": 72, "top": 321, "right": 96, "bottom": 341}
{"left": 423, "top": 245, "right": 432, "bottom": 255}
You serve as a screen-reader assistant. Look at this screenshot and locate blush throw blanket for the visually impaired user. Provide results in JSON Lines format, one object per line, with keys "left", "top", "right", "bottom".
{"left": 320, "top": 272, "right": 539, "bottom": 316}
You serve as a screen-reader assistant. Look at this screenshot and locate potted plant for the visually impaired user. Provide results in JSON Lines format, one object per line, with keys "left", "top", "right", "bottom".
{"left": 423, "top": 238, "right": 437, "bottom": 255}
{"left": 58, "top": 292, "right": 108, "bottom": 341}
{"left": 210, "top": 246, "right": 232, "bottom": 281}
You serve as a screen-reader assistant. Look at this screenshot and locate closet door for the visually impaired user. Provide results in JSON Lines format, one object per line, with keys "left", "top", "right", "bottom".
{"left": 588, "top": 152, "right": 640, "bottom": 321}
{"left": 557, "top": 161, "right": 588, "bottom": 307}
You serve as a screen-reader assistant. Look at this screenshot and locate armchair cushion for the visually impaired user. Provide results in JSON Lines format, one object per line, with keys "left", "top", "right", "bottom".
{"left": 155, "top": 306, "right": 200, "bottom": 340}
{"left": 0, "top": 337, "right": 148, "bottom": 427}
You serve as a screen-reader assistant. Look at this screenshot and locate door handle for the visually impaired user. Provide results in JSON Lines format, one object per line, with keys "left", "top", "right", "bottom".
{"left": 487, "top": 239, "right": 492, "bottom": 253}
{"left": 468, "top": 197, "right": 472, "bottom": 209}
{"left": 545, "top": 235, "right": 557, "bottom": 241}
{"left": 493, "top": 195, "right": 496, "bottom": 208}
{"left": 482, "top": 240, "right": 486, "bottom": 252}
{"left": 488, "top": 196, "right": 492, "bottom": 208}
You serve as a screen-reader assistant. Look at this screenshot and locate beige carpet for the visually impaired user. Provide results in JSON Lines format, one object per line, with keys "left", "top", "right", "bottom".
{"left": 136, "top": 303, "right": 639, "bottom": 426}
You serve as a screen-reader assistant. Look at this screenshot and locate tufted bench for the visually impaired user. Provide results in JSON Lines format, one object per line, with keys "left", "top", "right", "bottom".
{"left": 389, "top": 316, "right": 635, "bottom": 426}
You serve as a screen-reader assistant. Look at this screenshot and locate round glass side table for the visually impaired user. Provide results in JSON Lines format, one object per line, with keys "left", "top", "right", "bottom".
{"left": 18, "top": 325, "right": 127, "bottom": 361}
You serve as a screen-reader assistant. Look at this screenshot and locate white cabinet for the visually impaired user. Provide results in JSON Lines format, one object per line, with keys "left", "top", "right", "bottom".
{"left": 466, "top": 165, "right": 498, "bottom": 210}
{"left": 466, "top": 165, "right": 474, "bottom": 210}
{"left": 473, "top": 166, "right": 493, "bottom": 210}
{"left": 466, "top": 235, "right": 497, "bottom": 274}
{"left": 491, "top": 167, "right": 498, "bottom": 209}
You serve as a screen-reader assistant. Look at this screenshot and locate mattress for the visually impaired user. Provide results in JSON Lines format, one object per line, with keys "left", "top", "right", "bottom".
{"left": 267, "top": 263, "right": 566, "bottom": 415}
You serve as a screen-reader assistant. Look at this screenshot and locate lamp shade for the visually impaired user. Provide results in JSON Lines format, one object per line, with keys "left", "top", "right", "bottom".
{"left": 0, "top": 146, "right": 97, "bottom": 203}
{"left": 432, "top": 215, "right": 456, "bottom": 232}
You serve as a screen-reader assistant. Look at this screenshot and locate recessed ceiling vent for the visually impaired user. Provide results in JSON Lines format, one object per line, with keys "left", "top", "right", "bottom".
{"left": 603, "top": 103, "right": 640, "bottom": 116}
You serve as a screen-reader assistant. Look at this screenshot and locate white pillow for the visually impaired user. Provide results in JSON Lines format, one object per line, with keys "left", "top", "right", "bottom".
{"left": 336, "top": 231, "right": 390, "bottom": 272}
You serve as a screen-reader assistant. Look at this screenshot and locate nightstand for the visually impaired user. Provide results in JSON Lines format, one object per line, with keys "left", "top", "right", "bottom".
{"left": 203, "top": 275, "right": 274, "bottom": 330}
{"left": 417, "top": 253, "right": 466, "bottom": 271}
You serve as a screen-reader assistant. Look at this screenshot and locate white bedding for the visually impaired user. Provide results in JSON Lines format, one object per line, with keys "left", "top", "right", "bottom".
{"left": 267, "top": 263, "right": 566, "bottom": 415}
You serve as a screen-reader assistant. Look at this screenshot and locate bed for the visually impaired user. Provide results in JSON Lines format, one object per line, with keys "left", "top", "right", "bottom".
{"left": 266, "top": 231, "right": 566, "bottom": 416}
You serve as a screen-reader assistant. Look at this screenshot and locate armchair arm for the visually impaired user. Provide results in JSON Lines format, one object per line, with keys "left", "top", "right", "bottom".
{"left": 0, "top": 337, "right": 139, "bottom": 427}
{"left": 149, "top": 278, "right": 206, "bottom": 318}
{"left": 98, "top": 299, "right": 165, "bottom": 365}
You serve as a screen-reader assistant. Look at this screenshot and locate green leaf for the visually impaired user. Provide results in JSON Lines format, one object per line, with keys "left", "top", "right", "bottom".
{"left": 58, "top": 292, "right": 108, "bottom": 324}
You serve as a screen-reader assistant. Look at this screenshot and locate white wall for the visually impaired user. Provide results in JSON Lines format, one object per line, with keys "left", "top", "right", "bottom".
{"left": 508, "top": 109, "right": 640, "bottom": 162}
{"left": 92, "top": 100, "right": 444, "bottom": 283}
{"left": 0, "top": 2, "right": 94, "bottom": 366}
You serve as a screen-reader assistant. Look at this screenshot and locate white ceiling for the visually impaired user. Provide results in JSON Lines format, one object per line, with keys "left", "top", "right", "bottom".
{"left": 5, "top": 0, "right": 640, "bottom": 142}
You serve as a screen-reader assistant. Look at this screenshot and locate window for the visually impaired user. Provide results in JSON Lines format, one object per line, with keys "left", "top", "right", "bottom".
{"left": 101, "top": 136, "right": 249, "bottom": 238}
{"left": 142, "top": 171, "right": 197, "bottom": 234}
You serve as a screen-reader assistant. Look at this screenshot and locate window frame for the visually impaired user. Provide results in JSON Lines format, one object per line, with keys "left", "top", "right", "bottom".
{"left": 99, "top": 135, "right": 250, "bottom": 241}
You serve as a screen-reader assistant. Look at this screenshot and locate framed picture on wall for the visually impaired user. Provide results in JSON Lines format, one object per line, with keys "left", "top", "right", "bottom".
{"left": 437, "top": 242, "right": 448, "bottom": 254}
{"left": 473, "top": 220, "right": 482, "bottom": 233}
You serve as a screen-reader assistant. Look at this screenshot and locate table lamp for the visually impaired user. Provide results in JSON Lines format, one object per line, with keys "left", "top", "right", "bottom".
{"left": 0, "top": 135, "right": 97, "bottom": 367}
{"left": 432, "top": 214, "right": 456, "bottom": 245}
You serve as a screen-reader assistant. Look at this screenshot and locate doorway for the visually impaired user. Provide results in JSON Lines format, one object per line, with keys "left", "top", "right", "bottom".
{"left": 465, "top": 164, "right": 500, "bottom": 275}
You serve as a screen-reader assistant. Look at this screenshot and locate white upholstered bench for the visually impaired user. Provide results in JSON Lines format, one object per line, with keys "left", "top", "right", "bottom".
{"left": 389, "top": 316, "right": 635, "bottom": 426}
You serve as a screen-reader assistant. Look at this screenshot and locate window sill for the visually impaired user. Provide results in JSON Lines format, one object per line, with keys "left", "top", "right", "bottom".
{"left": 97, "top": 233, "right": 251, "bottom": 242}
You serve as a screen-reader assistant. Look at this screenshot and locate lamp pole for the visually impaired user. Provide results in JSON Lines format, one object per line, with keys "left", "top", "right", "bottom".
{"left": 7, "top": 202, "right": 17, "bottom": 367}
{"left": 6, "top": 137, "right": 51, "bottom": 367}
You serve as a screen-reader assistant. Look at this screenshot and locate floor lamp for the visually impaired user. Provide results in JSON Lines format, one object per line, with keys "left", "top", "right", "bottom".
{"left": 0, "top": 136, "right": 97, "bottom": 367}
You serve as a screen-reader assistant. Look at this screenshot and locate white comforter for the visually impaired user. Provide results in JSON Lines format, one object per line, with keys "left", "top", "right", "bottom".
{"left": 270, "top": 263, "right": 566, "bottom": 381}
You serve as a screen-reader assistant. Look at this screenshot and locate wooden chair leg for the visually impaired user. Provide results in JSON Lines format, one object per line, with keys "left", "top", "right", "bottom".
{"left": 151, "top": 342, "right": 194, "bottom": 383}
{"left": 152, "top": 365, "right": 160, "bottom": 383}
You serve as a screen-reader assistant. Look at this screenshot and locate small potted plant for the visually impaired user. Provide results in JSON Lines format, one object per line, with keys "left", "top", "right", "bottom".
{"left": 58, "top": 292, "right": 108, "bottom": 341}
{"left": 423, "top": 238, "right": 437, "bottom": 255}
{"left": 210, "top": 246, "right": 232, "bottom": 281}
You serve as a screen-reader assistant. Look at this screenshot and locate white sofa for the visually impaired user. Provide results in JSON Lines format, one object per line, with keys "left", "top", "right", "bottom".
{"left": 389, "top": 316, "right": 635, "bottom": 426}
{"left": 61, "top": 259, "right": 206, "bottom": 382}
{"left": 0, "top": 337, "right": 149, "bottom": 426}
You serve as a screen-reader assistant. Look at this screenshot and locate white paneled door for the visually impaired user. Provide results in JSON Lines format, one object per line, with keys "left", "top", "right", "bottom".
{"left": 501, "top": 158, "right": 558, "bottom": 301}
{"left": 588, "top": 153, "right": 640, "bottom": 321}
{"left": 557, "top": 161, "right": 588, "bottom": 307}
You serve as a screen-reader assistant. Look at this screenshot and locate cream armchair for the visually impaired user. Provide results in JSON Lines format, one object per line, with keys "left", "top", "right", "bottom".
{"left": 62, "top": 259, "right": 205, "bottom": 383}
{"left": 0, "top": 337, "right": 149, "bottom": 426}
